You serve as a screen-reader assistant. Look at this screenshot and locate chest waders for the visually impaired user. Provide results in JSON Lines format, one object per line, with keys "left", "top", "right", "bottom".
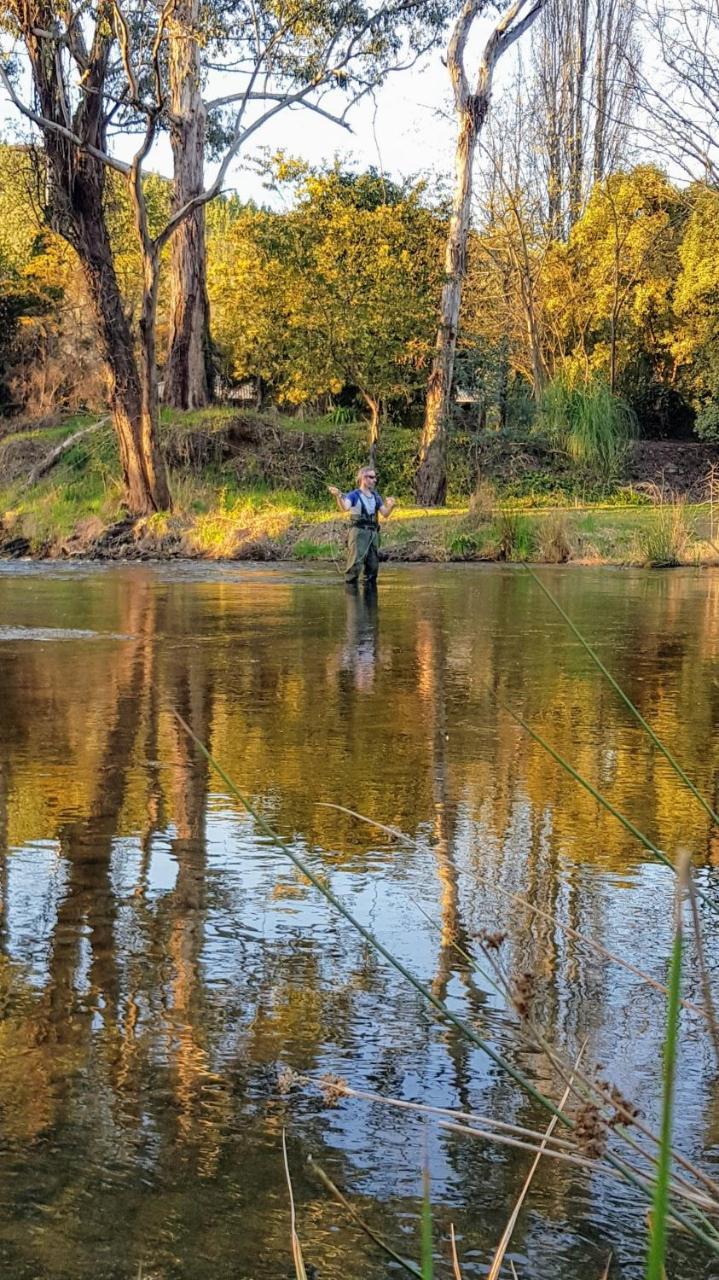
{"left": 345, "top": 494, "right": 380, "bottom": 585}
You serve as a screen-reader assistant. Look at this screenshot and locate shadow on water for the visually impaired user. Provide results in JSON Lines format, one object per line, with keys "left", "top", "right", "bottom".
{"left": 0, "top": 564, "right": 719, "bottom": 1277}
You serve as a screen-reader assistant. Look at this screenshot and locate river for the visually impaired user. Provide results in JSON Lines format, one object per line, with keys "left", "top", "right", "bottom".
{"left": 1, "top": 561, "right": 718, "bottom": 1279}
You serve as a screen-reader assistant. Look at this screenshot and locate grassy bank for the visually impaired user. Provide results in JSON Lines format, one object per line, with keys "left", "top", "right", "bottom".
{"left": 1, "top": 409, "right": 719, "bottom": 566}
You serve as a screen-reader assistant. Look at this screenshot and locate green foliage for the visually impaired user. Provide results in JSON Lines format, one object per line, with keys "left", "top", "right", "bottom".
{"left": 207, "top": 163, "right": 444, "bottom": 444}
{"left": 694, "top": 401, "right": 719, "bottom": 443}
{"left": 539, "top": 375, "right": 636, "bottom": 477}
{"left": 498, "top": 512, "right": 535, "bottom": 560}
{"left": 446, "top": 530, "right": 482, "bottom": 558}
{"left": 293, "top": 538, "right": 334, "bottom": 559}
{"left": 672, "top": 185, "right": 719, "bottom": 436}
{"left": 325, "top": 405, "right": 356, "bottom": 426}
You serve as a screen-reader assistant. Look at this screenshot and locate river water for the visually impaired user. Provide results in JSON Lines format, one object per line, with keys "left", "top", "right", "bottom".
{"left": 1, "top": 561, "right": 719, "bottom": 1279}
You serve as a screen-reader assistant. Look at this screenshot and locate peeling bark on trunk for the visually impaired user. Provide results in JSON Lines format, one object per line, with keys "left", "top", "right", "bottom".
{"left": 417, "top": 109, "right": 479, "bottom": 506}
{"left": 66, "top": 172, "right": 171, "bottom": 515}
{"left": 416, "top": 0, "right": 545, "bottom": 507}
{"left": 21, "top": 14, "right": 171, "bottom": 517}
{"left": 164, "top": 0, "right": 212, "bottom": 410}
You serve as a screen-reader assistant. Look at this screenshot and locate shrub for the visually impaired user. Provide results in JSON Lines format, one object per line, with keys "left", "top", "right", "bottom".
{"left": 468, "top": 478, "right": 497, "bottom": 521}
{"left": 694, "top": 401, "right": 719, "bottom": 443}
{"left": 446, "top": 530, "right": 482, "bottom": 559}
{"left": 498, "top": 512, "right": 535, "bottom": 561}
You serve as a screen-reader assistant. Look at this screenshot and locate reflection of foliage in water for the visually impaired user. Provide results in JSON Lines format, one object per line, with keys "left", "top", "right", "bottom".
{"left": 0, "top": 565, "right": 718, "bottom": 1276}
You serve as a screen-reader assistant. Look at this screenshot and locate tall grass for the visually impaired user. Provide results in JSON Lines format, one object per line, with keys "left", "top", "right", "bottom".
{"left": 536, "top": 511, "right": 573, "bottom": 562}
{"left": 539, "top": 375, "right": 636, "bottom": 478}
{"left": 635, "top": 499, "right": 693, "bottom": 567}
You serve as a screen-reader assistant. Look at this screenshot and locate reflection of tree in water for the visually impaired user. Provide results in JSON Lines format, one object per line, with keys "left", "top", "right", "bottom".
{"left": 1, "top": 567, "right": 719, "bottom": 1277}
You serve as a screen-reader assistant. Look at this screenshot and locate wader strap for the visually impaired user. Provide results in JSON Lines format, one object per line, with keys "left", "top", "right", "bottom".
{"left": 351, "top": 493, "right": 379, "bottom": 531}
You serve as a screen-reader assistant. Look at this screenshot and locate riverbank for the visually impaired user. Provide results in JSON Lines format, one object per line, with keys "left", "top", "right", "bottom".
{"left": 2, "top": 409, "right": 718, "bottom": 566}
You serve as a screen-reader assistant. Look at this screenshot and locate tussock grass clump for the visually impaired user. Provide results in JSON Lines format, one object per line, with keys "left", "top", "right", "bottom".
{"left": 635, "top": 501, "right": 693, "bottom": 567}
{"left": 539, "top": 375, "right": 636, "bottom": 478}
{"left": 468, "top": 478, "right": 497, "bottom": 522}
{"left": 498, "top": 512, "right": 535, "bottom": 561}
{"left": 537, "top": 511, "right": 574, "bottom": 562}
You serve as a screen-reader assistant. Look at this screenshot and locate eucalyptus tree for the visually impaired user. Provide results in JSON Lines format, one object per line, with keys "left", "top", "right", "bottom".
{"left": 416, "top": 0, "right": 545, "bottom": 506}
{"left": 1, "top": 0, "right": 448, "bottom": 514}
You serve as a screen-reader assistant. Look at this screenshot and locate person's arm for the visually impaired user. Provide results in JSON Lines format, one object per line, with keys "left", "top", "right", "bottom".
{"left": 379, "top": 496, "right": 397, "bottom": 519}
{"left": 328, "top": 485, "right": 353, "bottom": 513}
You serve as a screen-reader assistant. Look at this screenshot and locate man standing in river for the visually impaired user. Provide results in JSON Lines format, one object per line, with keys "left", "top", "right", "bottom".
{"left": 328, "top": 466, "right": 397, "bottom": 586}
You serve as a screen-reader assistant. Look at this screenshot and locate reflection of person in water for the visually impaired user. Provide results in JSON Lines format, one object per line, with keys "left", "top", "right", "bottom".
{"left": 341, "top": 581, "right": 379, "bottom": 690}
{"left": 328, "top": 466, "right": 396, "bottom": 586}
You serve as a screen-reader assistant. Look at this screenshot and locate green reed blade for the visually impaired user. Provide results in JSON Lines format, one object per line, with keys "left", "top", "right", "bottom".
{"left": 523, "top": 564, "right": 719, "bottom": 828}
{"left": 174, "top": 713, "right": 719, "bottom": 1259}
{"left": 646, "top": 869, "right": 685, "bottom": 1280}
{"left": 421, "top": 1160, "right": 434, "bottom": 1280}
{"left": 492, "top": 690, "right": 719, "bottom": 917}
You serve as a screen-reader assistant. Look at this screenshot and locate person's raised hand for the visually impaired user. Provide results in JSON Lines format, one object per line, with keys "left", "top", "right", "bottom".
{"left": 328, "top": 485, "right": 341, "bottom": 497}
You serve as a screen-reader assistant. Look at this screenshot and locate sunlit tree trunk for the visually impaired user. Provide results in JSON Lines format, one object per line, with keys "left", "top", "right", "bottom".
{"left": 417, "top": 106, "right": 480, "bottom": 505}
{"left": 417, "top": 0, "right": 545, "bottom": 506}
{"left": 164, "top": 0, "right": 212, "bottom": 409}
{"left": 22, "top": 20, "right": 170, "bottom": 516}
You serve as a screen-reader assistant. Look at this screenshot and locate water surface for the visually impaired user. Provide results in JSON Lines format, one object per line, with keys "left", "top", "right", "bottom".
{"left": 1, "top": 561, "right": 719, "bottom": 1279}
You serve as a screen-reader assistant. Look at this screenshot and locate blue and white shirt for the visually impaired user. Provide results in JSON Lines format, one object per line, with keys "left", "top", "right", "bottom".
{"left": 345, "top": 489, "right": 383, "bottom": 518}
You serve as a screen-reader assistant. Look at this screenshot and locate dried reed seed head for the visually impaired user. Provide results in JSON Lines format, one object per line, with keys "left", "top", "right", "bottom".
{"left": 277, "top": 1065, "right": 301, "bottom": 1095}
{"left": 608, "top": 1084, "right": 641, "bottom": 1127}
{"left": 574, "top": 1102, "right": 607, "bottom": 1156}
{"left": 319, "top": 1073, "right": 348, "bottom": 1107}
{"left": 511, "top": 971, "right": 537, "bottom": 1017}
{"left": 480, "top": 930, "right": 508, "bottom": 951}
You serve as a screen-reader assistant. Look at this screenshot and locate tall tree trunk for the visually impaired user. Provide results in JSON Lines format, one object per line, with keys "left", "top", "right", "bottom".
{"left": 23, "top": 20, "right": 171, "bottom": 516}
{"left": 360, "top": 390, "right": 381, "bottom": 466}
{"left": 417, "top": 106, "right": 480, "bottom": 506}
{"left": 568, "top": 0, "right": 589, "bottom": 226}
{"left": 64, "top": 169, "right": 170, "bottom": 514}
{"left": 593, "top": 0, "right": 607, "bottom": 181}
{"left": 417, "top": 0, "right": 545, "bottom": 506}
{"left": 164, "top": 0, "right": 212, "bottom": 410}
{"left": 137, "top": 246, "right": 173, "bottom": 510}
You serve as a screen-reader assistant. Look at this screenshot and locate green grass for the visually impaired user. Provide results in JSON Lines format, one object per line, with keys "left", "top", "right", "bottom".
{"left": 293, "top": 538, "right": 337, "bottom": 559}
{"left": 539, "top": 375, "right": 636, "bottom": 478}
{"left": 634, "top": 503, "right": 694, "bottom": 567}
{"left": 2, "top": 409, "right": 718, "bottom": 566}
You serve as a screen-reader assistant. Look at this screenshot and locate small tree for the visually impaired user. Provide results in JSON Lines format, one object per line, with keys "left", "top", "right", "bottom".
{"left": 209, "top": 167, "right": 444, "bottom": 457}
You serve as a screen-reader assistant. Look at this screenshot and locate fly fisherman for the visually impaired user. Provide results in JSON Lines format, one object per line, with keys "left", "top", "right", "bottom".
{"left": 328, "top": 466, "right": 397, "bottom": 587}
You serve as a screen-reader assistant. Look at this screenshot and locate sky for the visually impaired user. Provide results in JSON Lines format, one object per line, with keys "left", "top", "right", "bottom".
{"left": 1, "top": 14, "right": 691, "bottom": 206}
{"left": 0, "top": 17, "right": 522, "bottom": 208}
